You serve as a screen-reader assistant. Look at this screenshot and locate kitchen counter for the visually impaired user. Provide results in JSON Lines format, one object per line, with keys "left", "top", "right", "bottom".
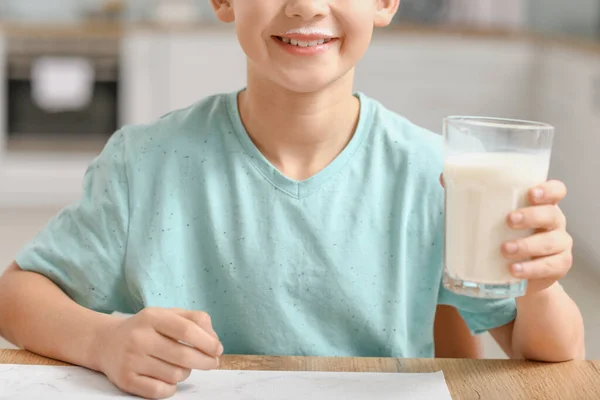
{"left": 0, "top": 21, "right": 125, "bottom": 38}
{"left": 0, "top": 21, "right": 236, "bottom": 38}
{"left": 0, "top": 20, "right": 598, "bottom": 54}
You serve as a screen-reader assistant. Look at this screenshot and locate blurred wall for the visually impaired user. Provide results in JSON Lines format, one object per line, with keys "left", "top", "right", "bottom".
{"left": 2, "top": 0, "right": 600, "bottom": 39}
{"left": 0, "top": 0, "right": 95, "bottom": 22}
{"left": 0, "top": 0, "right": 215, "bottom": 22}
{"left": 528, "top": 0, "right": 600, "bottom": 37}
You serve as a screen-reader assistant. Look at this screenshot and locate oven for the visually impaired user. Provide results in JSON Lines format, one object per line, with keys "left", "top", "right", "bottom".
{"left": 5, "top": 34, "right": 120, "bottom": 151}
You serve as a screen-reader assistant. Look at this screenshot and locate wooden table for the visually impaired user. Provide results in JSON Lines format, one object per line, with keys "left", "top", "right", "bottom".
{"left": 2, "top": 350, "right": 600, "bottom": 399}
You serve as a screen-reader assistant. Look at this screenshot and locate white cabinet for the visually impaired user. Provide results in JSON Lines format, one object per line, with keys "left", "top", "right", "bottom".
{"left": 166, "top": 31, "right": 247, "bottom": 111}
{"left": 531, "top": 46, "right": 600, "bottom": 268}
{"left": 356, "top": 33, "right": 535, "bottom": 132}
{"left": 121, "top": 27, "right": 246, "bottom": 125}
{"left": 446, "top": 0, "right": 525, "bottom": 29}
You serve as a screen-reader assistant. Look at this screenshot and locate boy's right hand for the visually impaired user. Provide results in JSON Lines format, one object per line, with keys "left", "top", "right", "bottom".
{"left": 93, "top": 307, "right": 223, "bottom": 399}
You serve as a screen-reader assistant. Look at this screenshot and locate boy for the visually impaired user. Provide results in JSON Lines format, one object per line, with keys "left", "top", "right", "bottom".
{"left": 0, "top": 1, "right": 584, "bottom": 399}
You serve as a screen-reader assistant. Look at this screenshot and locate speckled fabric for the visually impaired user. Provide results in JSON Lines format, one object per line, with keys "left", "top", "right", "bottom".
{"left": 16, "top": 90, "right": 516, "bottom": 358}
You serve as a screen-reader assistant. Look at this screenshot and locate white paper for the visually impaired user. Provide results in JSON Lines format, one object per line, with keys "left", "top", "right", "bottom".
{"left": 0, "top": 364, "right": 452, "bottom": 399}
{"left": 31, "top": 56, "right": 95, "bottom": 113}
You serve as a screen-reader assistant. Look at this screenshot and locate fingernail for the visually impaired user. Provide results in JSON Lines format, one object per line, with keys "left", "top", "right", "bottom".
{"left": 217, "top": 343, "right": 224, "bottom": 356}
{"left": 510, "top": 212, "right": 524, "bottom": 224}
{"left": 512, "top": 263, "right": 524, "bottom": 274}
{"left": 504, "top": 242, "right": 519, "bottom": 254}
{"left": 532, "top": 188, "right": 544, "bottom": 200}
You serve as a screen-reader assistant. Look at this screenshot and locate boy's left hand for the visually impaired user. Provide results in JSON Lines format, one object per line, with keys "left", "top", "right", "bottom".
{"left": 502, "top": 180, "right": 573, "bottom": 294}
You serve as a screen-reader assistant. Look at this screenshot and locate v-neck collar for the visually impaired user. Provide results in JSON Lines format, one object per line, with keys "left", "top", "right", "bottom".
{"left": 225, "top": 89, "right": 372, "bottom": 199}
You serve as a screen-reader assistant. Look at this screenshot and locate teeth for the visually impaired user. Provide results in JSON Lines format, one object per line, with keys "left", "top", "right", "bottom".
{"left": 280, "top": 37, "right": 330, "bottom": 47}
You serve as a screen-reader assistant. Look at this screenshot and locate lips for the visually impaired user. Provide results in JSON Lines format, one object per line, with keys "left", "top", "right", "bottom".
{"left": 271, "top": 28, "right": 339, "bottom": 56}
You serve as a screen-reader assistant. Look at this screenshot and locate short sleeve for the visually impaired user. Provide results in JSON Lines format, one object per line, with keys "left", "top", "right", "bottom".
{"left": 16, "top": 130, "right": 133, "bottom": 314}
{"left": 438, "top": 284, "right": 517, "bottom": 335}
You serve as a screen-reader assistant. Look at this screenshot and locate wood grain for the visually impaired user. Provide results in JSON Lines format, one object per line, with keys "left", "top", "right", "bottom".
{"left": 1, "top": 350, "right": 599, "bottom": 399}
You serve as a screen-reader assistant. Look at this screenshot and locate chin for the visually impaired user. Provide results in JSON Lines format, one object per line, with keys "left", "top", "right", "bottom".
{"left": 274, "top": 71, "right": 351, "bottom": 94}
{"left": 280, "top": 81, "right": 334, "bottom": 94}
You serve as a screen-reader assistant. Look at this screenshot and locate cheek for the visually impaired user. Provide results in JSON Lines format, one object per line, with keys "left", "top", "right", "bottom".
{"left": 235, "top": 22, "right": 265, "bottom": 62}
{"left": 343, "top": 21, "right": 374, "bottom": 59}
{"left": 335, "top": 7, "right": 376, "bottom": 52}
{"left": 233, "top": 8, "right": 272, "bottom": 62}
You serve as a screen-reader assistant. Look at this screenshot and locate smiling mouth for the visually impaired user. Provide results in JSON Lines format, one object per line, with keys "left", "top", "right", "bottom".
{"left": 274, "top": 36, "right": 335, "bottom": 47}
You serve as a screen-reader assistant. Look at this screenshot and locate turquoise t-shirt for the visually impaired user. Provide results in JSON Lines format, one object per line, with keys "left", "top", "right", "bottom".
{"left": 17, "top": 90, "right": 516, "bottom": 358}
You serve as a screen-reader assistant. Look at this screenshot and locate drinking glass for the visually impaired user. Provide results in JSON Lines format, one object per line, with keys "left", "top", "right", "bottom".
{"left": 442, "top": 116, "right": 554, "bottom": 299}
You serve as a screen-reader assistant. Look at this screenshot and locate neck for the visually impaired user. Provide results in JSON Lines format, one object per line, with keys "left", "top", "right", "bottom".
{"left": 238, "top": 67, "right": 360, "bottom": 181}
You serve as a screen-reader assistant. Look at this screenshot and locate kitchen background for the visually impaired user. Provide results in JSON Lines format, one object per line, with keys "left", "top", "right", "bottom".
{"left": 0, "top": 0, "right": 599, "bottom": 35}
{"left": 0, "top": 0, "right": 599, "bottom": 358}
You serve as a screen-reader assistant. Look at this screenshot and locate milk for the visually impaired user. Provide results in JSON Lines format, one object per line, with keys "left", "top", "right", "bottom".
{"left": 443, "top": 152, "right": 550, "bottom": 285}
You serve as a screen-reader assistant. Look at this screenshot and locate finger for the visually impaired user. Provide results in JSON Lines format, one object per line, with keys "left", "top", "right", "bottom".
{"left": 502, "top": 230, "right": 573, "bottom": 260}
{"left": 170, "top": 308, "right": 219, "bottom": 339}
{"left": 510, "top": 251, "right": 573, "bottom": 280}
{"left": 507, "top": 205, "right": 565, "bottom": 230}
{"left": 150, "top": 334, "right": 220, "bottom": 371}
{"left": 153, "top": 312, "right": 223, "bottom": 358}
{"left": 137, "top": 356, "right": 192, "bottom": 385}
{"left": 529, "top": 180, "right": 567, "bottom": 205}
{"left": 123, "top": 375, "right": 177, "bottom": 400}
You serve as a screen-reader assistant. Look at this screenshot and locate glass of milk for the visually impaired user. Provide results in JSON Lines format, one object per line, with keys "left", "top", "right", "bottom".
{"left": 442, "top": 116, "right": 554, "bottom": 299}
